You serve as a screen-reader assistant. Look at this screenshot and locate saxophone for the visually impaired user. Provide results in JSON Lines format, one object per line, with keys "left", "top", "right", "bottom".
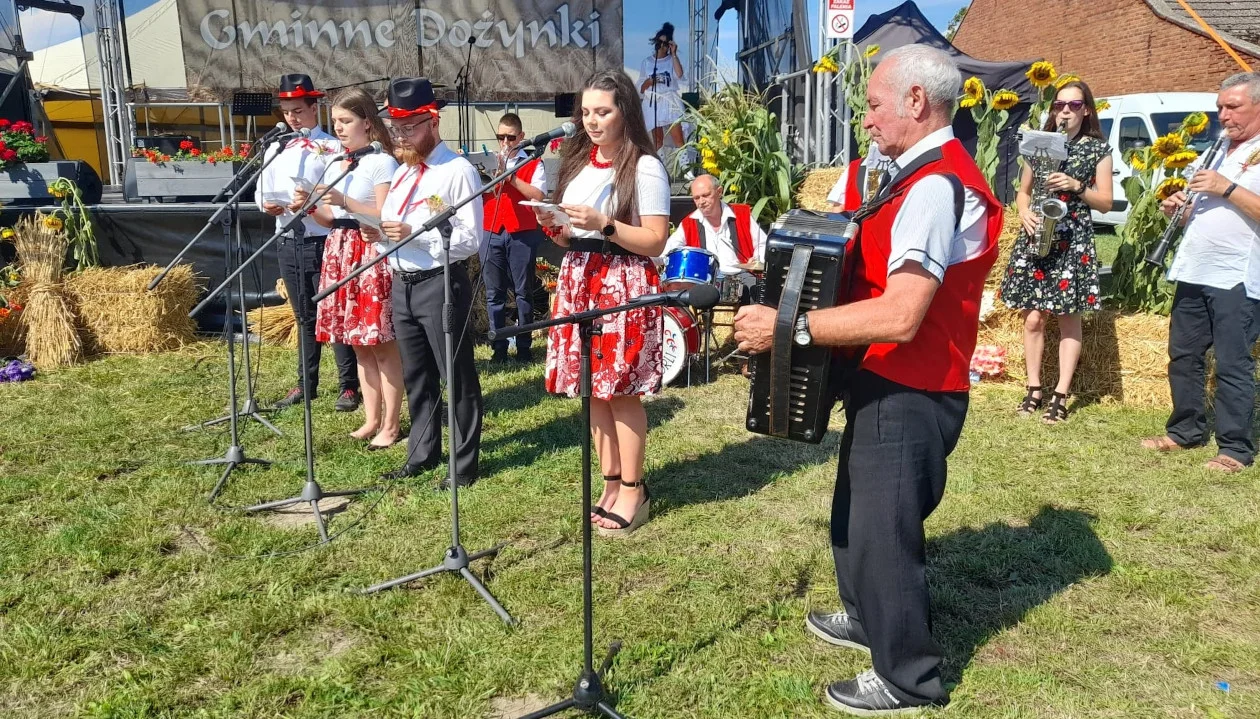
{"left": 1030, "top": 120, "right": 1070, "bottom": 257}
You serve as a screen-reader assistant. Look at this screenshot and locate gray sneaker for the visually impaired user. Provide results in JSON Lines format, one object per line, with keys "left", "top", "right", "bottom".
{"left": 806, "top": 610, "right": 871, "bottom": 654}
{"left": 825, "top": 669, "right": 927, "bottom": 716}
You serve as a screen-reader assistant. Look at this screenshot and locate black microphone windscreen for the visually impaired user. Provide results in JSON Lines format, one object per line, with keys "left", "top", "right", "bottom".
{"left": 681, "top": 283, "right": 720, "bottom": 309}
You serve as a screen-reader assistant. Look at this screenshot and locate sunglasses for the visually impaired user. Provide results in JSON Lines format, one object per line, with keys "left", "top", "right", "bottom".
{"left": 1052, "top": 100, "right": 1086, "bottom": 112}
{"left": 495, "top": 133, "right": 521, "bottom": 141}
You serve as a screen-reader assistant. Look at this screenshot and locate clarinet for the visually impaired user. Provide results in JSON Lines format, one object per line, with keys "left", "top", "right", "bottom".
{"left": 1145, "top": 130, "right": 1229, "bottom": 267}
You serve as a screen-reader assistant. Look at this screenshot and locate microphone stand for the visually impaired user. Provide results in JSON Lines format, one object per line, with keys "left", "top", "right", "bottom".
{"left": 193, "top": 155, "right": 374, "bottom": 540}
{"left": 321, "top": 145, "right": 549, "bottom": 626}
{"left": 488, "top": 291, "right": 704, "bottom": 719}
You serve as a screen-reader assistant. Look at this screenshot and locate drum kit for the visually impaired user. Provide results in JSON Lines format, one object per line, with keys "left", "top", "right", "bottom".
{"left": 658, "top": 247, "right": 763, "bottom": 385}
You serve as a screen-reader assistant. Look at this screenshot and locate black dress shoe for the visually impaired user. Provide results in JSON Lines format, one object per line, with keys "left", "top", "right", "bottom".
{"left": 515, "top": 348, "right": 534, "bottom": 363}
{"left": 379, "top": 460, "right": 439, "bottom": 481}
{"left": 490, "top": 348, "right": 510, "bottom": 363}
{"left": 437, "top": 475, "right": 477, "bottom": 491}
{"left": 273, "top": 387, "right": 304, "bottom": 409}
{"left": 806, "top": 610, "right": 871, "bottom": 654}
{"left": 825, "top": 669, "right": 931, "bottom": 716}
{"left": 334, "top": 388, "right": 362, "bottom": 412}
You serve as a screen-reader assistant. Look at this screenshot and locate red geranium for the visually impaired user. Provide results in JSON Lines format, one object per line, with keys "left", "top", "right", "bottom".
{"left": 2, "top": 150, "right": 17, "bottom": 162}
{"left": 222, "top": 146, "right": 235, "bottom": 157}
{"left": 1033, "top": 269, "right": 1045, "bottom": 281}
{"left": 1058, "top": 279, "right": 1070, "bottom": 291}
{"left": 179, "top": 140, "right": 194, "bottom": 151}
{"left": 12, "top": 121, "right": 33, "bottom": 134}
{"left": 190, "top": 148, "right": 201, "bottom": 157}
{"left": 0, "top": 119, "right": 10, "bottom": 129}
{"left": 35, "top": 136, "right": 46, "bottom": 143}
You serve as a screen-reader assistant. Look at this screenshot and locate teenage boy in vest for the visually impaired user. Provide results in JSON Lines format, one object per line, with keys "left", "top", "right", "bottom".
{"left": 735, "top": 45, "right": 1002, "bottom": 716}
{"left": 481, "top": 113, "right": 547, "bottom": 363}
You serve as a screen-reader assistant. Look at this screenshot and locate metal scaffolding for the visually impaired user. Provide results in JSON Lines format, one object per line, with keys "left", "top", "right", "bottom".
{"left": 94, "top": 0, "right": 134, "bottom": 186}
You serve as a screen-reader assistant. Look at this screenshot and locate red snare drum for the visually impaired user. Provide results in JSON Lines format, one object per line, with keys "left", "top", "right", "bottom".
{"left": 661, "top": 305, "right": 699, "bottom": 385}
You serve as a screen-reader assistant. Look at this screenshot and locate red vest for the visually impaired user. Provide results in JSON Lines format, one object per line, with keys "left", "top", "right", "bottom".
{"left": 681, "top": 203, "right": 756, "bottom": 263}
{"left": 483, "top": 159, "right": 541, "bottom": 233}
{"left": 850, "top": 139, "right": 1003, "bottom": 392}
{"left": 842, "top": 158, "right": 864, "bottom": 212}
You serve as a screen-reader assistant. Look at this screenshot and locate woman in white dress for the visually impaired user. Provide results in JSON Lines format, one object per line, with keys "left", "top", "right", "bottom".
{"left": 639, "top": 22, "right": 686, "bottom": 151}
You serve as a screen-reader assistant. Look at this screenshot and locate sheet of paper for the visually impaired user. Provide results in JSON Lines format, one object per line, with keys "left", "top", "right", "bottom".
{"left": 350, "top": 212, "right": 382, "bottom": 230}
{"left": 519, "top": 201, "right": 571, "bottom": 226}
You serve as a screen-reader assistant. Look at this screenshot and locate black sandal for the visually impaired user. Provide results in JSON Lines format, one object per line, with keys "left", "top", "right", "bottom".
{"left": 591, "top": 474, "right": 620, "bottom": 520}
{"left": 596, "top": 480, "right": 651, "bottom": 538}
{"left": 1018, "top": 385, "right": 1043, "bottom": 416}
{"left": 1042, "top": 391, "right": 1069, "bottom": 423}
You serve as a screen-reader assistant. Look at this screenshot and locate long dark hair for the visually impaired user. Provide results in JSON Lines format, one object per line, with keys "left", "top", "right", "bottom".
{"left": 552, "top": 70, "right": 659, "bottom": 225}
{"left": 1043, "top": 80, "right": 1105, "bottom": 141}
{"left": 330, "top": 87, "right": 395, "bottom": 156}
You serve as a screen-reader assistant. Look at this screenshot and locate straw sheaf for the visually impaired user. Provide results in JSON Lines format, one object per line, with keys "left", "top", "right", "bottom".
{"left": 12, "top": 213, "right": 80, "bottom": 367}
{"left": 64, "top": 265, "right": 200, "bottom": 355}
{"left": 796, "top": 168, "right": 845, "bottom": 213}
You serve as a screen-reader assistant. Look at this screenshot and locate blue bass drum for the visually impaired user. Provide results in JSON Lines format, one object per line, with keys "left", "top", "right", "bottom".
{"left": 662, "top": 247, "right": 717, "bottom": 291}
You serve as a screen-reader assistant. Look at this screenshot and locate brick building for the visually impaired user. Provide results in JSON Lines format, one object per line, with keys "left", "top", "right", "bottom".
{"left": 952, "top": 0, "right": 1260, "bottom": 96}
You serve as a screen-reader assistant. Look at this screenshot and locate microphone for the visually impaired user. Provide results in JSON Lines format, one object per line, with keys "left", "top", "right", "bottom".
{"left": 331, "top": 141, "right": 382, "bottom": 162}
{"left": 259, "top": 121, "right": 288, "bottom": 142}
{"left": 635, "top": 283, "right": 720, "bottom": 310}
{"left": 518, "top": 122, "right": 577, "bottom": 149}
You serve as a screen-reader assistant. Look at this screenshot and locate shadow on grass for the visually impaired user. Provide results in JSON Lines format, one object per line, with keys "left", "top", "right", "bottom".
{"left": 929, "top": 505, "right": 1114, "bottom": 685}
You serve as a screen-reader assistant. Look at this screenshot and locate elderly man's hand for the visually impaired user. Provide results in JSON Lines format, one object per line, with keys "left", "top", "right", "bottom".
{"left": 733, "top": 304, "right": 777, "bottom": 355}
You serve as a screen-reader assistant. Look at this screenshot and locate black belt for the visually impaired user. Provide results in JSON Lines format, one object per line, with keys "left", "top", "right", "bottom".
{"left": 331, "top": 218, "right": 360, "bottom": 230}
{"left": 567, "top": 237, "right": 638, "bottom": 256}
{"left": 280, "top": 231, "right": 327, "bottom": 244}
{"left": 397, "top": 260, "right": 467, "bottom": 284}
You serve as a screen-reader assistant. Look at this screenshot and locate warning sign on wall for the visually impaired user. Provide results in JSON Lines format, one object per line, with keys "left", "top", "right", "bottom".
{"left": 826, "top": 0, "right": 855, "bottom": 40}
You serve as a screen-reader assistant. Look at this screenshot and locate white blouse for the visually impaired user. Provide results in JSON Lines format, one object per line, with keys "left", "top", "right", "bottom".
{"left": 561, "top": 154, "right": 671, "bottom": 240}
{"left": 318, "top": 151, "right": 399, "bottom": 219}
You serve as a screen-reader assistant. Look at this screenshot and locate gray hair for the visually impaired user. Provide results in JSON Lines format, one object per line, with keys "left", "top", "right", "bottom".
{"left": 882, "top": 44, "right": 961, "bottom": 114}
{"left": 1221, "top": 72, "right": 1260, "bottom": 102}
{"left": 691, "top": 173, "right": 721, "bottom": 193}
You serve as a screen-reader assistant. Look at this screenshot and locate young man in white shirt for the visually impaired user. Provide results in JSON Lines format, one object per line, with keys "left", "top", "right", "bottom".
{"left": 376, "top": 77, "right": 485, "bottom": 489}
{"left": 481, "top": 113, "right": 547, "bottom": 363}
{"left": 1145, "top": 71, "right": 1260, "bottom": 473}
{"left": 256, "top": 73, "right": 361, "bottom": 412}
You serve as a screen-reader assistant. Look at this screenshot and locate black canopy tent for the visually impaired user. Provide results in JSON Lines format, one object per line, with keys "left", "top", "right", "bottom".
{"left": 850, "top": 1, "right": 1039, "bottom": 203}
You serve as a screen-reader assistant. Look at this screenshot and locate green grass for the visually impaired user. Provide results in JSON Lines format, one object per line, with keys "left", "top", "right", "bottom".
{"left": 1094, "top": 224, "right": 1120, "bottom": 267}
{"left": 1, "top": 344, "right": 1258, "bottom": 718}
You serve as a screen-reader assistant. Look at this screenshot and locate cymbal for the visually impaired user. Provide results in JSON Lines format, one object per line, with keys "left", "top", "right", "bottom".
{"left": 736, "top": 260, "right": 765, "bottom": 272}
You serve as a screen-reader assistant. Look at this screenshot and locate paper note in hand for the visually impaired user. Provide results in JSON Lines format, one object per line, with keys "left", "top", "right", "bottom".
{"left": 519, "top": 201, "right": 571, "bottom": 226}
{"left": 262, "top": 191, "right": 291, "bottom": 206}
{"left": 351, "top": 212, "right": 382, "bottom": 230}
{"left": 290, "top": 176, "right": 316, "bottom": 194}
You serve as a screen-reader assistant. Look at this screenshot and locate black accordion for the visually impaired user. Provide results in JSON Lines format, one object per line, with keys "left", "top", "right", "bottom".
{"left": 746, "top": 210, "right": 854, "bottom": 444}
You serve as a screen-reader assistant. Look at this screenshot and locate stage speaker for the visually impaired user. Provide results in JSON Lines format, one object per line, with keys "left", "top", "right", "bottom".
{"left": 554, "top": 93, "right": 576, "bottom": 118}
{"left": 681, "top": 91, "right": 703, "bottom": 109}
{"left": 135, "top": 135, "right": 199, "bottom": 155}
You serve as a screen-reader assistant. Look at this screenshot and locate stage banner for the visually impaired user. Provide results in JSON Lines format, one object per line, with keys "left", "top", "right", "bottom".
{"left": 179, "top": 1, "right": 623, "bottom": 102}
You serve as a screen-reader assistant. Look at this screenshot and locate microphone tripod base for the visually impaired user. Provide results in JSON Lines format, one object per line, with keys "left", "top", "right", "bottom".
{"left": 357, "top": 542, "right": 515, "bottom": 625}
{"left": 518, "top": 644, "right": 627, "bottom": 719}
{"left": 184, "top": 402, "right": 282, "bottom": 436}
{"left": 244, "top": 480, "right": 372, "bottom": 543}
{"left": 190, "top": 445, "right": 271, "bottom": 503}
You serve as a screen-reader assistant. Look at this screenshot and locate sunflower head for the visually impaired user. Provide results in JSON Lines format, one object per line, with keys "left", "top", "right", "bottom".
{"left": 963, "top": 76, "right": 985, "bottom": 102}
{"left": 1151, "top": 133, "right": 1186, "bottom": 159}
{"left": 991, "top": 90, "right": 1020, "bottom": 111}
{"left": 0, "top": 228, "right": 12, "bottom": 240}
{"left": 1026, "top": 61, "right": 1058, "bottom": 89}
{"left": 1155, "top": 177, "right": 1188, "bottom": 201}
{"left": 1126, "top": 151, "right": 1147, "bottom": 171}
{"left": 1163, "top": 150, "right": 1199, "bottom": 170}
{"left": 1054, "top": 74, "right": 1081, "bottom": 89}
{"left": 1181, "top": 111, "right": 1209, "bottom": 136}
{"left": 960, "top": 97, "right": 979, "bottom": 109}
{"left": 42, "top": 216, "right": 63, "bottom": 231}
{"left": 1095, "top": 99, "right": 1111, "bottom": 112}
{"left": 864, "top": 44, "right": 880, "bottom": 58}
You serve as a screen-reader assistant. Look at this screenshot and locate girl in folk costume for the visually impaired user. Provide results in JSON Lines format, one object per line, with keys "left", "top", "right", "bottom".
{"left": 999, "top": 79, "right": 1113, "bottom": 424}
{"left": 297, "top": 88, "right": 405, "bottom": 449}
{"left": 536, "top": 70, "right": 672, "bottom": 538}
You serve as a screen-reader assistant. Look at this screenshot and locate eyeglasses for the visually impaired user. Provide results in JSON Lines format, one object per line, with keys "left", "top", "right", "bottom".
{"left": 1051, "top": 100, "right": 1086, "bottom": 112}
{"left": 386, "top": 117, "right": 431, "bottom": 137}
{"left": 495, "top": 133, "right": 521, "bottom": 141}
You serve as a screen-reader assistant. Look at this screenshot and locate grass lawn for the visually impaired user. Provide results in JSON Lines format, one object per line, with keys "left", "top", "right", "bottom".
{"left": 1, "top": 344, "right": 1257, "bottom": 718}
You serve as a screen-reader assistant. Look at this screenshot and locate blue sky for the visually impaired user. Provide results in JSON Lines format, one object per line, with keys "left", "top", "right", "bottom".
{"left": 8, "top": 0, "right": 968, "bottom": 71}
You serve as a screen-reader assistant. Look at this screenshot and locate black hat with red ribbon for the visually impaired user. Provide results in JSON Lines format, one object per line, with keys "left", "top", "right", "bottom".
{"left": 379, "top": 77, "right": 447, "bottom": 119}
{"left": 277, "top": 74, "right": 325, "bottom": 99}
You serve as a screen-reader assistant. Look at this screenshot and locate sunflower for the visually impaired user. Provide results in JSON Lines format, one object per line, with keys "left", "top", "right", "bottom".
{"left": 960, "top": 97, "right": 979, "bottom": 109}
{"left": 1054, "top": 73, "right": 1081, "bottom": 89}
{"left": 1151, "top": 133, "right": 1186, "bottom": 158}
{"left": 42, "top": 216, "right": 64, "bottom": 231}
{"left": 1163, "top": 150, "right": 1199, "bottom": 170}
{"left": 701, "top": 147, "right": 719, "bottom": 174}
{"left": 1181, "top": 111, "right": 1209, "bottom": 136}
{"left": 812, "top": 56, "right": 840, "bottom": 74}
{"left": 1095, "top": 99, "right": 1111, "bottom": 112}
{"left": 962, "top": 76, "right": 985, "bottom": 105}
{"left": 1155, "top": 177, "right": 1187, "bottom": 201}
{"left": 864, "top": 44, "right": 880, "bottom": 58}
{"left": 991, "top": 90, "right": 1020, "bottom": 111}
{"left": 1026, "top": 61, "right": 1058, "bottom": 89}
{"left": 1126, "top": 152, "right": 1147, "bottom": 171}
{"left": 0, "top": 228, "right": 12, "bottom": 240}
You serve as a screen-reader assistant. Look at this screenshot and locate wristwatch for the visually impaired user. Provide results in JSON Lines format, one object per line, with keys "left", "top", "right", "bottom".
{"left": 601, "top": 219, "right": 616, "bottom": 238}
{"left": 1223, "top": 182, "right": 1238, "bottom": 200}
{"left": 793, "top": 313, "right": 813, "bottom": 347}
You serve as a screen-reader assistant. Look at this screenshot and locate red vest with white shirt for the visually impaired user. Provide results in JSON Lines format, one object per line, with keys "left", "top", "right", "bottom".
{"left": 681, "top": 203, "right": 756, "bottom": 263}
{"left": 483, "top": 159, "right": 541, "bottom": 233}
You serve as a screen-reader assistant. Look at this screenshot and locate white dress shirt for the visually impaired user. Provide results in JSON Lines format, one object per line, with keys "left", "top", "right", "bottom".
{"left": 827, "top": 144, "right": 890, "bottom": 206}
{"left": 317, "top": 152, "right": 399, "bottom": 220}
{"left": 255, "top": 125, "right": 341, "bottom": 237}
{"left": 661, "top": 202, "right": 768, "bottom": 274}
{"left": 1167, "top": 133, "right": 1260, "bottom": 298}
{"left": 379, "top": 142, "right": 484, "bottom": 272}
{"left": 884, "top": 127, "right": 991, "bottom": 281}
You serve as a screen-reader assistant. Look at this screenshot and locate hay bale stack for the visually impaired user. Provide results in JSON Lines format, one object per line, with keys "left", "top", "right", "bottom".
{"left": 65, "top": 265, "right": 199, "bottom": 354}
{"left": 12, "top": 213, "right": 80, "bottom": 367}
{"left": 987, "top": 205, "right": 1022, "bottom": 290}
{"left": 246, "top": 279, "right": 298, "bottom": 347}
{"left": 796, "top": 168, "right": 844, "bottom": 212}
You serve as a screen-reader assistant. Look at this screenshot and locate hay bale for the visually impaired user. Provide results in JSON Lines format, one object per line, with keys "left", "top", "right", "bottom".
{"left": 64, "top": 265, "right": 200, "bottom": 354}
{"left": 247, "top": 278, "right": 298, "bottom": 347}
{"left": 12, "top": 213, "right": 80, "bottom": 368}
{"left": 797, "top": 168, "right": 844, "bottom": 212}
{"left": 986, "top": 205, "right": 1022, "bottom": 291}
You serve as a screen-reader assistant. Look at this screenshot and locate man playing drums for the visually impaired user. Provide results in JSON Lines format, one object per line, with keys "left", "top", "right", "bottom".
{"left": 659, "top": 174, "right": 767, "bottom": 304}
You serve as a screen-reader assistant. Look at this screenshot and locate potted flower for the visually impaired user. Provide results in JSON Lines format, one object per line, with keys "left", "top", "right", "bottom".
{"left": 0, "top": 119, "right": 85, "bottom": 206}
{"left": 125, "top": 141, "right": 250, "bottom": 202}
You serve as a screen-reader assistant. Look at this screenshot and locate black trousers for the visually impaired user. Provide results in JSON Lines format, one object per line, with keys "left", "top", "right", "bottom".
{"left": 831, "top": 370, "right": 969, "bottom": 706}
{"left": 276, "top": 234, "right": 359, "bottom": 394}
{"left": 1166, "top": 281, "right": 1260, "bottom": 464}
{"left": 481, "top": 228, "right": 544, "bottom": 354}
{"left": 391, "top": 265, "right": 483, "bottom": 479}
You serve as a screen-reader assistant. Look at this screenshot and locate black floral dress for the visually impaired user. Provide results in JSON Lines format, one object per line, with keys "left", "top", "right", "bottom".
{"left": 1000, "top": 135, "right": 1110, "bottom": 314}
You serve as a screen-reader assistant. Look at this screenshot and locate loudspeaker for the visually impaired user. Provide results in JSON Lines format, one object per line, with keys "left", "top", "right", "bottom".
{"left": 134, "top": 136, "right": 199, "bottom": 155}
{"left": 681, "top": 91, "right": 703, "bottom": 110}
{"left": 554, "top": 93, "right": 576, "bottom": 118}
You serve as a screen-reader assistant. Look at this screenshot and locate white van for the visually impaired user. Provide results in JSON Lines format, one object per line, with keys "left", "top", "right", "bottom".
{"left": 1093, "top": 92, "right": 1222, "bottom": 225}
